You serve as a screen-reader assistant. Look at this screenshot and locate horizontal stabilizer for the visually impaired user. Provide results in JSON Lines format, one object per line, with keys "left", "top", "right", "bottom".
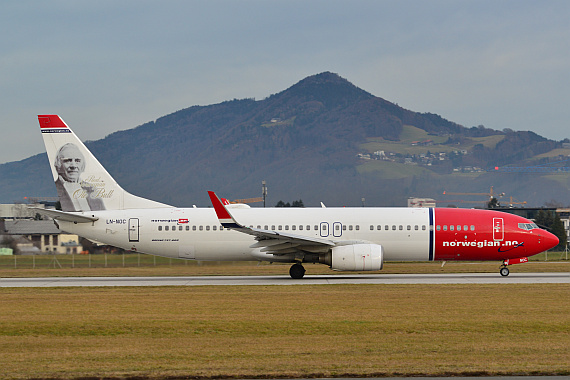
{"left": 28, "top": 207, "right": 99, "bottom": 223}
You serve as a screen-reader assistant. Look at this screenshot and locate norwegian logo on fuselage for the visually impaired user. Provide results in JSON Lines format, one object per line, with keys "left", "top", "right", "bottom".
{"left": 178, "top": 219, "right": 189, "bottom": 224}
{"left": 442, "top": 240, "right": 522, "bottom": 248}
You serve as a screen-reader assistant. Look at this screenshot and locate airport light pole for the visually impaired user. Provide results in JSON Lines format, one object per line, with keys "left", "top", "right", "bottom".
{"left": 262, "top": 180, "right": 267, "bottom": 208}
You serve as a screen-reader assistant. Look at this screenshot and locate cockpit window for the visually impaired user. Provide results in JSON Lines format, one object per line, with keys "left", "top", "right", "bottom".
{"left": 518, "top": 223, "right": 539, "bottom": 230}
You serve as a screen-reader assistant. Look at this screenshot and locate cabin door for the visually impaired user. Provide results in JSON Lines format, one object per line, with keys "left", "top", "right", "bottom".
{"left": 129, "top": 218, "right": 140, "bottom": 242}
{"left": 493, "top": 218, "right": 504, "bottom": 242}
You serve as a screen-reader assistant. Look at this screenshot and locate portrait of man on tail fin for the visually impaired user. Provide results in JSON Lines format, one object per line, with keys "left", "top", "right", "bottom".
{"left": 54, "top": 143, "right": 105, "bottom": 211}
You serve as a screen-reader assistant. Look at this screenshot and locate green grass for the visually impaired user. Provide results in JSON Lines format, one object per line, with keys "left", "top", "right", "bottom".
{"left": 463, "top": 134, "right": 505, "bottom": 150}
{"left": 533, "top": 148, "right": 570, "bottom": 159}
{"left": 398, "top": 125, "right": 448, "bottom": 144}
{"left": 361, "top": 125, "right": 506, "bottom": 156}
{"left": 0, "top": 284, "right": 568, "bottom": 379}
{"left": 356, "top": 159, "right": 433, "bottom": 179}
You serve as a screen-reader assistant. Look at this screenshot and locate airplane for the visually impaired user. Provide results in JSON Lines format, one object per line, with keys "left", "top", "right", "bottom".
{"left": 34, "top": 115, "right": 559, "bottom": 278}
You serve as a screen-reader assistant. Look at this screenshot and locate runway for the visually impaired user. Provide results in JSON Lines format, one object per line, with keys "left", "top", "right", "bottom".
{"left": 1, "top": 272, "right": 569, "bottom": 287}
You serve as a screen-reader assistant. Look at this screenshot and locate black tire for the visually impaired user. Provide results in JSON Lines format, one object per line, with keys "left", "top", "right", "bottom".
{"left": 500, "top": 267, "right": 510, "bottom": 277}
{"left": 289, "top": 263, "right": 306, "bottom": 279}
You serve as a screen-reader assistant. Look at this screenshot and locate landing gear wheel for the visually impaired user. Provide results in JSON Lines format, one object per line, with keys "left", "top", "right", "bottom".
{"left": 500, "top": 266, "right": 510, "bottom": 277}
{"left": 289, "top": 263, "right": 306, "bottom": 279}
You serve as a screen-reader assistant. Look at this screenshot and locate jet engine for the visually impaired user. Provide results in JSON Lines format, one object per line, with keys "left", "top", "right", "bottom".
{"left": 320, "top": 243, "right": 384, "bottom": 271}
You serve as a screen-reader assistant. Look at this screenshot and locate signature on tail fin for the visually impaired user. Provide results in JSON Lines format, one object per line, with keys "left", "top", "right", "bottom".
{"left": 39, "top": 115, "right": 172, "bottom": 212}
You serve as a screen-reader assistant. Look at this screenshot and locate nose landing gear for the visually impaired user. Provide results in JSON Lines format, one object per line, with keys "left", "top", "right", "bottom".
{"left": 500, "top": 257, "right": 528, "bottom": 276}
{"left": 499, "top": 266, "right": 510, "bottom": 277}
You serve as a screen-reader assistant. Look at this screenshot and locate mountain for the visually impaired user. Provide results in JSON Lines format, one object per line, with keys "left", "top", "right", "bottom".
{"left": 1, "top": 72, "right": 569, "bottom": 207}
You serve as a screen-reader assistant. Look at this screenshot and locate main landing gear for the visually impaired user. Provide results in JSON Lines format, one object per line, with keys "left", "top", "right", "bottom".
{"left": 289, "top": 263, "right": 306, "bottom": 279}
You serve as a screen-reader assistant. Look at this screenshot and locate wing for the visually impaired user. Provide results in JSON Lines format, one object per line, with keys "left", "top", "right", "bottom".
{"left": 207, "top": 191, "right": 334, "bottom": 255}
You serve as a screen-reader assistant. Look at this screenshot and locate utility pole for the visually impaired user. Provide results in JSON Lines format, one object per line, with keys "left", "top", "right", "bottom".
{"left": 262, "top": 180, "right": 267, "bottom": 208}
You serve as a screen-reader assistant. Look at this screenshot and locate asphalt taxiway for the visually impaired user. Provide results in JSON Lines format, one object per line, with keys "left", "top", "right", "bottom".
{"left": 1, "top": 272, "right": 568, "bottom": 287}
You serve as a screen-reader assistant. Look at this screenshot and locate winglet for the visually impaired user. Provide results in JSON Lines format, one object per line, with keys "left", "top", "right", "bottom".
{"left": 207, "top": 191, "right": 242, "bottom": 229}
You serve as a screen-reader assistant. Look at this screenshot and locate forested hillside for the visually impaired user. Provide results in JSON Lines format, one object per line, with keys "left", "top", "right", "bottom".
{"left": 1, "top": 72, "right": 569, "bottom": 207}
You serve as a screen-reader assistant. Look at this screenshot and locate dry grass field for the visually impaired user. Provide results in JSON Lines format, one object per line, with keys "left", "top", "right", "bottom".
{"left": 0, "top": 283, "right": 569, "bottom": 379}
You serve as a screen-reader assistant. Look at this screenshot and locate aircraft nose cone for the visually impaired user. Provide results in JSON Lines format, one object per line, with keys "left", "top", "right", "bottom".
{"left": 542, "top": 230, "right": 559, "bottom": 250}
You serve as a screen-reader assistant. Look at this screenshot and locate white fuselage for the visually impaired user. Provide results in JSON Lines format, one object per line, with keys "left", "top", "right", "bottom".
{"left": 60, "top": 207, "right": 431, "bottom": 262}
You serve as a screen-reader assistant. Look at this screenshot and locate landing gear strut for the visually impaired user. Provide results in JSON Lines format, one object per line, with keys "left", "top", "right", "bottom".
{"left": 289, "top": 263, "right": 306, "bottom": 279}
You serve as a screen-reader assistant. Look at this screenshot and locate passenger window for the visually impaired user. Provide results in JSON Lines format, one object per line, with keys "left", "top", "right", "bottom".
{"left": 314, "top": 225, "right": 318, "bottom": 230}
{"left": 158, "top": 226, "right": 162, "bottom": 231}
{"left": 299, "top": 225, "right": 303, "bottom": 230}
{"left": 450, "top": 225, "right": 454, "bottom": 231}
{"left": 199, "top": 226, "right": 203, "bottom": 231}
{"left": 392, "top": 225, "right": 396, "bottom": 230}
{"left": 355, "top": 225, "right": 360, "bottom": 231}
{"left": 292, "top": 225, "right": 296, "bottom": 230}
{"left": 443, "top": 225, "right": 447, "bottom": 231}
{"left": 206, "top": 226, "right": 210, "bottom": 231}
{"left": 407, "top": 225, "right": 411, "bottom": 230}
{"left": 186, "top": 226, "right": 190, "bottom": 231}
{"left": 264, "top": 225, "right": 268, "bottom": 230}
{"left": 385, "top": 225, "right": 389, "bottom": 230}
{"left": 436, "top": 225, "right": 441, "bottom": 231}
{"left": 414, "top": 225, "right": 418, "bottom": 230}
{"left": 422, "top": 225, "right": 426, "bottom": 230}
{"left": 172, "top": 226, "right": 176, "bottom": 231}
{"left": 257, "top": 225, "right": 261, "bottom": 229}
{"left": 349, "top": 225, "right": 353, "bottom": 231}
{"left": 179, "top": 226, "right": 183, "bottom": 231}
{"left": 343, "top": 225, "right": 347, "bottom": 230}
{"left": 213, "top": 226, "right": 217, "bottom": 231}
{"left": 271, "top": 225, "right": 275, "bottom": 230}
{"left": 370, "top": 225, "right": 374, "bottom": 231}
{"left": 457, "top": 225, "right": 461, "bottom": 231}
{"left": 278, "top": 225, "right": 282, "bottom": 231}
{"left": 165, "top": 226, "right": 169, "bottom": 231}
{"left": 399, "top": 225, "right": 403, "bottom": 230}
{"left": 470, "top": 225, "right": 475, "bottom": 231}
{"left": 285, "top": 225, "right": 289, "bottom": 230}
{"left": 464, "top": 225, "right": 468, "bottom": 231}
{"left": 377, "top": 225, "right": 381, "bottom": 230}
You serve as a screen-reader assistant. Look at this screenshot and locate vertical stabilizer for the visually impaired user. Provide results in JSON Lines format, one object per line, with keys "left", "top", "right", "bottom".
{"left": 38, "top": 115, "right": 172, "bottom": 211}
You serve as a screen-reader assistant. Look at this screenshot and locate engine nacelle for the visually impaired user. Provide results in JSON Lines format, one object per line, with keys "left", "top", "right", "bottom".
{"left": 321, "top": 244, "right": 384, "bottom": 271}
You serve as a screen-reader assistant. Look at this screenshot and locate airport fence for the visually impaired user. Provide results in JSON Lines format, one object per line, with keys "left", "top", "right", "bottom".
{"left": 0, "top": 250, "right": 566, "bottom": 270}
{"left": 0, "top": 253, "right": 196, "bottom": 269}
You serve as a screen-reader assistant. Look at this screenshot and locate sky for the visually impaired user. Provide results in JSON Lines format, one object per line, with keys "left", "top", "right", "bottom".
{"left": 1, "top": 0, "right": 569, "bottom": 164}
